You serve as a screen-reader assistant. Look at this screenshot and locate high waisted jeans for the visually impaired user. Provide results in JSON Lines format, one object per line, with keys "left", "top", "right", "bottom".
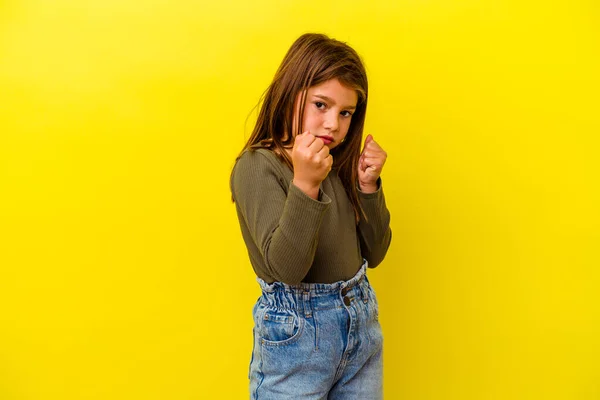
{"left": 249, "top": 261, "right": 383, "bottom": 399}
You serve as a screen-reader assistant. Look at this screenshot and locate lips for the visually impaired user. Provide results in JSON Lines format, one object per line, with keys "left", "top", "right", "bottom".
{"left": 317, "top": 136, "right": 334, "bottom": 145}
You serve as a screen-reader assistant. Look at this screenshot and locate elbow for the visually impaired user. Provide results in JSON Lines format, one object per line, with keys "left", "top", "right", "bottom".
{"left": 265, "top": 261, "right": 307, "bottom": 285}
{"left": 260, "top": 227, "right": 319, "bottom": 284}
{"left": 276, "top": 276, "right": 304, "bottom": 286}
{"left": 262, "top": 242, "right": 311, "bottom": 285}
{"left": 367, "top": 254, "right": 385, "bottom": 269}
{"left": 366, "top": 229, "right": 392, "bottom": 269}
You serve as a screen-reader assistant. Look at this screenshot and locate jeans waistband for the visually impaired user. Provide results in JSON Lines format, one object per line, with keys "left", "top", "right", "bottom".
{"left": 256, "top": 260, "right": 369, "bottom": 315}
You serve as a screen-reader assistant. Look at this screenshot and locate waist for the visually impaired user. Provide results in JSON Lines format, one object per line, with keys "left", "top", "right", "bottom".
{"left": 256, "top": 260, "right": 370, "bottom": 311}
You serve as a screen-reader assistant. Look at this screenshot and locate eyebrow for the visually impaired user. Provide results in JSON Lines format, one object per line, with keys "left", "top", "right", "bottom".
{"left": 313, "top": 94, "right": 357, "bottom": 110}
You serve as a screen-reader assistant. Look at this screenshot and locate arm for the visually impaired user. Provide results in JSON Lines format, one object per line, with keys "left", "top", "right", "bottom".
{"left": 357, "top": 135, "right": 392, "bottom": 268}
{"left": 232, "top": 150, "right": 331, "bottom": 284}
{"left": 358, "top": 178, "right": 392, "bottom": 268}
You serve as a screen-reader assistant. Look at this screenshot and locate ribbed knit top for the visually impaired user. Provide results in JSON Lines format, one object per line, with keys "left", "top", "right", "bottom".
{"left": 230, "top": 148, "right": 392, "bottom": 284}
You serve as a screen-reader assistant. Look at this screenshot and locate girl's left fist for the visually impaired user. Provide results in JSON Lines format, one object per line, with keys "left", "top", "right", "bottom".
{"left": 358, "top": 134, "right": 387, "bottom": 193}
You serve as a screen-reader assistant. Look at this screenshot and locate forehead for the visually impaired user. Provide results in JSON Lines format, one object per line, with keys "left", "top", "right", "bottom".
{"left": 307, "top": 78, "right": 358, "bottom": 107}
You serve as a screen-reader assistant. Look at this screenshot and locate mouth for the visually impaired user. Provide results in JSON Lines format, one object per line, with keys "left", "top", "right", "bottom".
{"left": 317, "top": 135, "right": 334, "bottom": 145}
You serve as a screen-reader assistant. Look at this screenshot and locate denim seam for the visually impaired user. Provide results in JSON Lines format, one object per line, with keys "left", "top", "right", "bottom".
{"left": 253, "top": 304, "right": 267, "bottom": 399}
{"left": 254, "top": 346, "right": 265, "bottom": 398}
{"left": 248, "top": 327, "right": 255, "bottom": 380}
{"left": 333, "top": 294, "right": 351, "bottom": 382}
{"left": 312, "top": 296, "right": 319, "bottom": 351}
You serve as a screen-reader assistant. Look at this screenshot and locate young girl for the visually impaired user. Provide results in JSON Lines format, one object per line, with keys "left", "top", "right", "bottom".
{"left": 230, "top": 33, "right": 392, "bottom": 399}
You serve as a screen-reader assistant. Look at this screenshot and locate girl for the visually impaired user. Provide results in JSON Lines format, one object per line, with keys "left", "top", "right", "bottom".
{"left": 230, "top": 33, "right": 392, "bottom": 399}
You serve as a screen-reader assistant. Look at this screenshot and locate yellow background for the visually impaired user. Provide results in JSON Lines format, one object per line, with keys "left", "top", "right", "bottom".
{"left": 1, "top": 0, "right": 599, "bottom": 398}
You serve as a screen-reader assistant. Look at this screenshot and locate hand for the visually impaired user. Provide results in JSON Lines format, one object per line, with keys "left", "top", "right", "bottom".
{"left": 358, "top": 134, "right": 387, "bottom": 193}
{"left": 292, "top": 131, "right": 333, "bottom": 199}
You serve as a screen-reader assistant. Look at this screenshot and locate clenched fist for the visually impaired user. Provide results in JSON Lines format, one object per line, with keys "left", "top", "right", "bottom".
{"left": 292, "top": 131, "right": 333, "bottom": 199}
{"left": 358, "top": 134, "right": 387, "bottom": 193}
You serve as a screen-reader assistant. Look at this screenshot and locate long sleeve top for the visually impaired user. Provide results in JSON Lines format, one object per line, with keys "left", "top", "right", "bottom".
{"left": 230, "top": 148, "right": 392, "bottom": 284}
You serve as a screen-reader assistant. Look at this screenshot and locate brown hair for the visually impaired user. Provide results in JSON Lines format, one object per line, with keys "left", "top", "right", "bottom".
{"left": 234, "top": 33, "right": 369, "bottom": 222}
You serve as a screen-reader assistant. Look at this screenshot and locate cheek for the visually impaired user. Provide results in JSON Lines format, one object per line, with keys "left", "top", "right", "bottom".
{"left": 302, "top": 108, "right": 321, "bottom": 129}
{"left": 341, "top": 118, "right": 352, "bottom": 134}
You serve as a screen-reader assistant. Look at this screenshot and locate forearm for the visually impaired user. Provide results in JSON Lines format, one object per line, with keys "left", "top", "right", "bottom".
{"left": 358, "top": 180, "right": 392, "bottom": 268}
{"left": 292, "top": 178, "right": 320, "bottom": 200}
{"left": 358, "top": 181, "right": 378, "bottom": 194}
{"left": 359, "top": 226, "right": 392, "bottom": 268}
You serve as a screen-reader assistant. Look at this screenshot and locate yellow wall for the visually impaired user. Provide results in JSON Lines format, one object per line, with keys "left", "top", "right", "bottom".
{"left": 1, "top": 0, "right": 599, "bottom": 398}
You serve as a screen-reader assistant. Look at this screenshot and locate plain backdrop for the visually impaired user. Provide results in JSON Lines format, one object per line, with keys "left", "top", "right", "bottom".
{"left": 1, "top": 0, "right": 599, "bottom": 398}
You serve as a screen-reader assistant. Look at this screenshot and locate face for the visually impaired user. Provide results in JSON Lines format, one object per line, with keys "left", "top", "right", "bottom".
{"left": 292, "top": 78, "right": 358, "bottom": 150}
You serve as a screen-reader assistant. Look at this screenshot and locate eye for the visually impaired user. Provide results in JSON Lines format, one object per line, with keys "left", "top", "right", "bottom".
{"left": 341, "top": 110, "right": 353, "bottom": 118}
{"left": 314, "top": 101, "right": 326, "bottom": 110}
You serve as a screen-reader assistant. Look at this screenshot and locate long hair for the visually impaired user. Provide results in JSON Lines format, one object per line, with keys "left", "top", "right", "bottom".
{"left": 234, "top": 33, "right": 369, "bottom": 223}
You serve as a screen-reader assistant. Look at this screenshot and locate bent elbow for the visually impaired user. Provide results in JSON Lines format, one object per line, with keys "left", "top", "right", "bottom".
{"left": 264, "top": 257, "right": 307, "bottom": 285}
{"left": 262, "top": 242, "right": 310, "bottom": 285}
{"left": 367, "top": 229, "right": 392, "bottom": 269}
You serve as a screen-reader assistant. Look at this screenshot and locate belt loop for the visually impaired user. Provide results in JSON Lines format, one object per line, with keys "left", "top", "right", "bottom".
{"left": 303, "top": 290, "right": 312, "bottom": 318}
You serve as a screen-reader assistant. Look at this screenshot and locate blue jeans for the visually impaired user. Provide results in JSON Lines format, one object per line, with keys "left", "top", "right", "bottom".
{"left": 249, "top": 261, "right": 383, "bottom": 399}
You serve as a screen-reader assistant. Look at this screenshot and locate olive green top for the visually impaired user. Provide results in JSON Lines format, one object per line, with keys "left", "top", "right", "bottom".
{"left": 230, "top": 148, "right": 392, "bottom": 284}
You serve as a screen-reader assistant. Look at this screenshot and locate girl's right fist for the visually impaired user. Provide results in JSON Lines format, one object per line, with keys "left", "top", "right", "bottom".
{"left": 291, "top": 131, "right": 333, "bottom": 197}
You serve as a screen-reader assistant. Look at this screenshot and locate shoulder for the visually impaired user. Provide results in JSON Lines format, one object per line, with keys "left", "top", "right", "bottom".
{"left": 231, "top": 148, "right": 289, "bottom": 197}
{"left": 234, "top": 148, "right": 285, "bottom": 175}
{"left": 239, "top": 147, "right": 279, "bottom": 164}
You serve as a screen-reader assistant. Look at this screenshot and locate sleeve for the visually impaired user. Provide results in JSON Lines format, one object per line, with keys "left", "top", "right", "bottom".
{"left": 231, "top": 151, "right": 332, "bottom": 284}
{"left": 357, "top": 178, "right": 392, "bottom": 268}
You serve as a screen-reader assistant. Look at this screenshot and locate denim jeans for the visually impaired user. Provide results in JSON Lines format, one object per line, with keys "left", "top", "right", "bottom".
{"left": 249, "top": 261, "right": 383, "bottom": 399}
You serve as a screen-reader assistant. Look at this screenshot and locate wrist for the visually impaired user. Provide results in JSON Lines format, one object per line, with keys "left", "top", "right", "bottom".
{"left": 293, "top": 178, "right": 320, "bottom": 200}
{"left": 358, "top": 181, "right": 378, "bottom": 194}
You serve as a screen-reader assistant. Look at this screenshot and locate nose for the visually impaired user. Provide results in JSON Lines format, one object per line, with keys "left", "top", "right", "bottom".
{"left": 323, "top": 111, "right": 339, "bottom": 132}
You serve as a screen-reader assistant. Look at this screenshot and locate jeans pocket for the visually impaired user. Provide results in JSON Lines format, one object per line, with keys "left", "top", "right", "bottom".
{"left": 258, "top": 306, "right": 304, "bottom": 347}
